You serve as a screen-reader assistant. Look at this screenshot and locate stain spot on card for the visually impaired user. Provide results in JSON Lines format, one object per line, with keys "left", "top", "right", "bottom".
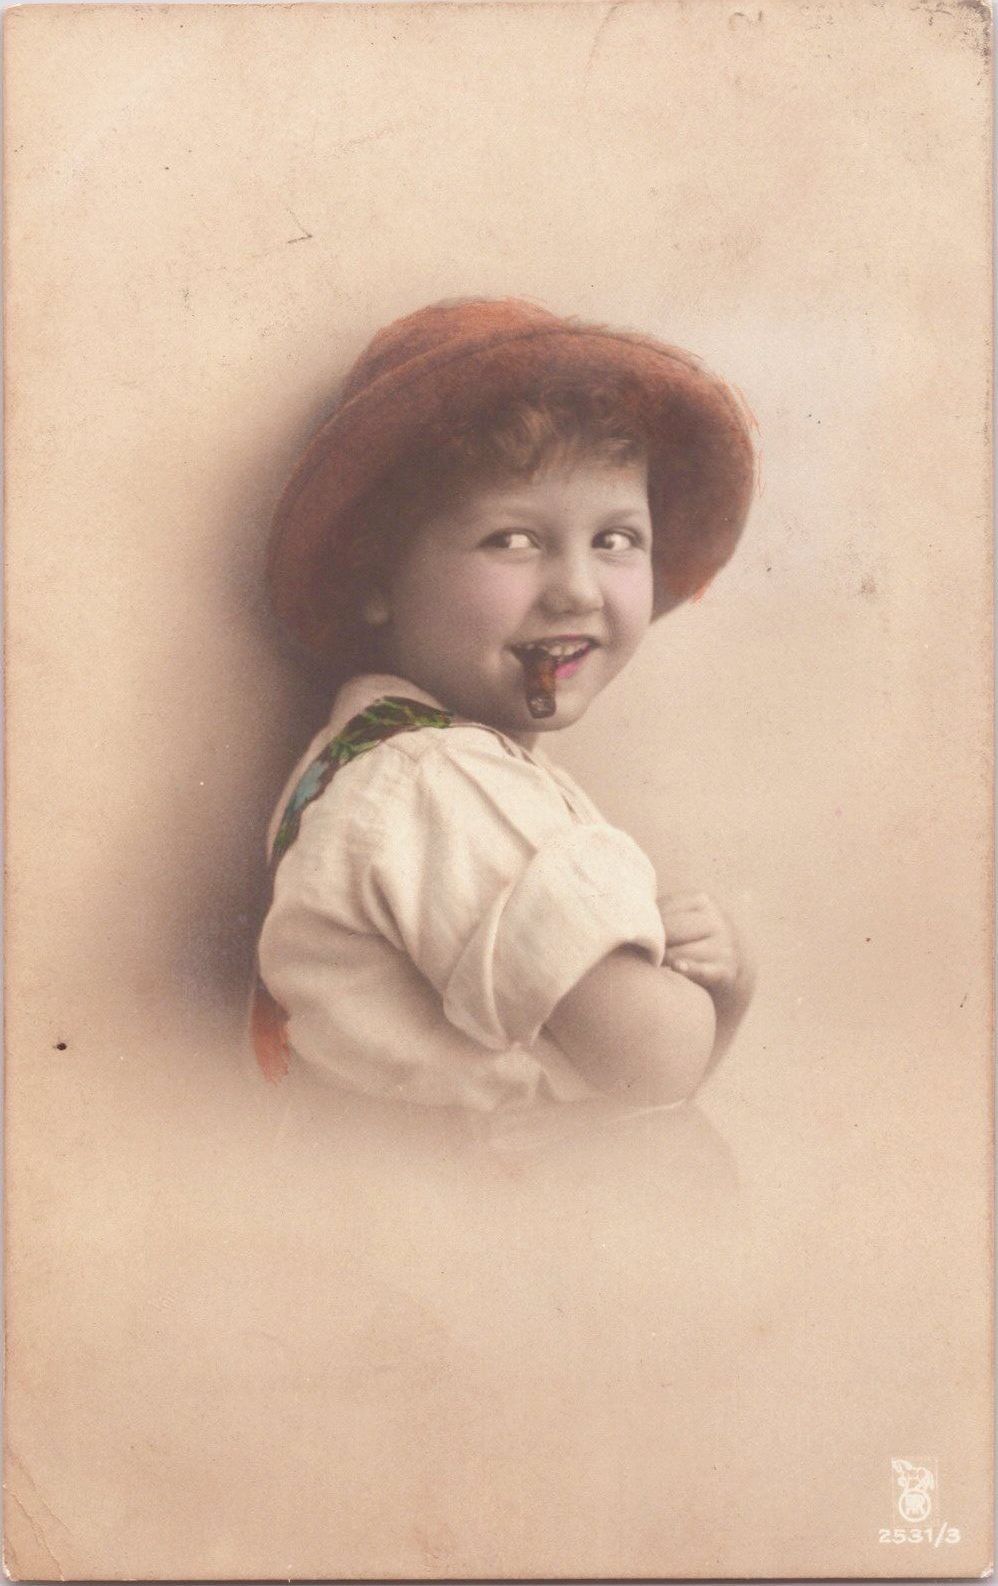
{"left": 411, "top": 1519, "right": 458, "bottom": 1571}
{"left": 915, "top": 0, "right": 992, "bottom": 56}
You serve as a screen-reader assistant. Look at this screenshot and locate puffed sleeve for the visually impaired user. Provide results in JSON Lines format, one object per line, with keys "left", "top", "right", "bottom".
{"left": 358, "top": 729, "right": 667, "bottom": 1052}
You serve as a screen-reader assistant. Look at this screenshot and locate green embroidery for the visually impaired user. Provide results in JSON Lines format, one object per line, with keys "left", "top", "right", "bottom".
{"left": 271, "top": 695, "right": 453, "bottom": 866}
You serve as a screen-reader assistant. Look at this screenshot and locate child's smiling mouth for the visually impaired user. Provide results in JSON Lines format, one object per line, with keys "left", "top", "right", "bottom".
{"left": 509, "top": 636, "right": 601, "bottom": 716}
{"left": 509, "top": 636, "right": 600, "bottom": 676}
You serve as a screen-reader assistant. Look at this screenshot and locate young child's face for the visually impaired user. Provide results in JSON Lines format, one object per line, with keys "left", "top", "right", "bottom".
{"left": 372, "top": 457, "right": 654, "bottom": 741}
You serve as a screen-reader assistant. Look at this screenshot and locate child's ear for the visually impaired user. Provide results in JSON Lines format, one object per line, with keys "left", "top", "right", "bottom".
{"left": 362, "top": 589, "right": 391, "bottom": 626}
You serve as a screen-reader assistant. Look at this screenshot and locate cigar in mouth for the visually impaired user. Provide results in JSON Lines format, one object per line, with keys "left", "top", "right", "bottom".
{"left": 514, "top": 646, "right": 558, "bottom": 718}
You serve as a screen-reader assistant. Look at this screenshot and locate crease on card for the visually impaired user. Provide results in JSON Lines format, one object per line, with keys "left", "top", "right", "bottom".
{"left": 4, "top": 1450, "right": 74, "bottom": 1581}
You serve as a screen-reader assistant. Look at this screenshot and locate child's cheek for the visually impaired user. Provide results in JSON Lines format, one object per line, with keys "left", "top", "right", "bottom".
{"left": 454, "top": 562, "right": 529, "bottom": 634}
{"left": 613, "top": 561, "right": 655, "bottom": 632}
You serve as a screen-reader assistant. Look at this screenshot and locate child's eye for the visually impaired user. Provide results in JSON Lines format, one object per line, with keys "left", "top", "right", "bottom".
{"left": 596, "top": 528, "right": 643, "bottom": 552}
{"left": 480, "top": 530, "right": 537, "bottom": 551}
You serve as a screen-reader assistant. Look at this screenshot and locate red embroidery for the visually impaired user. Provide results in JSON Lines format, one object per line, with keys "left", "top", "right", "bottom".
{"left": 251, "top": 697, "right": 453, "bottom": 1081}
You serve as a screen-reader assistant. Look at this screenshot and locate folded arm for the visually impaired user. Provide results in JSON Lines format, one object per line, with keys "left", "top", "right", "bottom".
{"left": 546, "top": 894, "right": 757, "bottom": 1103}
{"left": 545, "top": 945, "right": 718, "bottom": 1106}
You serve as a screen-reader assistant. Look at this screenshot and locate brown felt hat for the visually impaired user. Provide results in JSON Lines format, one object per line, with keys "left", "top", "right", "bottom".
{"left": 268, "top": 298, "right": 757, "bottom": 662}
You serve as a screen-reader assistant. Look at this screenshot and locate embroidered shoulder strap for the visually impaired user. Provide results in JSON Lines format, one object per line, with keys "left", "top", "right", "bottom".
{"left": 271, "top": 695, "right": 452, "bottom": 867}
{"left": 251, "top": 695, "right": 453, "bottom": 1081}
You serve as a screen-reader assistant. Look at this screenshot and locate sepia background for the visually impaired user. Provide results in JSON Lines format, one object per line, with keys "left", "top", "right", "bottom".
{"left": 4, "top": 1, "right": 992, "bottom": 1578}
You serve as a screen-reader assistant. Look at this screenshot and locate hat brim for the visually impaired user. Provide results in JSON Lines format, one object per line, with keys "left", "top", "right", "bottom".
{"left": 268, "top": 321, "right": 756, "bottom": 662}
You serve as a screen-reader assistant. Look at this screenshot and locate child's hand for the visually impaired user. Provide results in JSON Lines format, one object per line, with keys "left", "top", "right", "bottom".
{"left": 658, "top": 892, "right": 750, "bottom": 999}
{"left": 657, "top": 893, "right": 757, "bottom": 1075}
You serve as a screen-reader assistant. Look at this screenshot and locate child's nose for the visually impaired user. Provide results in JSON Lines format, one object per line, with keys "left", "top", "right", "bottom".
{"left": 540, "top": 550, "right": 605, "bottom": 615}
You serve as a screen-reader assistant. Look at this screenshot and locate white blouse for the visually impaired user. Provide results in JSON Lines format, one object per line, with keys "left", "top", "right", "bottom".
{"left": 257, "top": 674, "right": 667, "bottom": 1114}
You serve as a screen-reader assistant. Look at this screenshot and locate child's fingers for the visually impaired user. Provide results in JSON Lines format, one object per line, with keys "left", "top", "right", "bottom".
{"left": 662, "top": 921, "right": 719, "bottom": 947}
{"left": 666, "top": 940, "right": 720, "bottom": 970}
{"left": 663, "top": 914, "right": 734, "bottom": 950}
{"left": 667, "top": 958, "right": 732, "bottom": 990}
{"left": 665, "top": 940, "right": 722, "bottom": 963}
{"left": 666, "top": 941, "right": 737, "bottom": 974}
{"left": 658, "top": 895, "right": 723, "bottom": 927}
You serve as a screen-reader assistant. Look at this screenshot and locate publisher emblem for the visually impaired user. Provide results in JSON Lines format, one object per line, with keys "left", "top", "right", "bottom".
{"left": 892, "top": 1459, "right": 935, "bottom": 1523}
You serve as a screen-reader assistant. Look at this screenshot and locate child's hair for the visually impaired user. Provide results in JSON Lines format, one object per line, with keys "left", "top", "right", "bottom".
{"left": 331, "top": 379, "right": 654, "bottom": 678}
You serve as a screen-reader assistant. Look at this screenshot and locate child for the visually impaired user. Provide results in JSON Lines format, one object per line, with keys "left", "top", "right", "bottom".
{"left": 253, "top": 298, "right": 757, "bottom": 1132}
